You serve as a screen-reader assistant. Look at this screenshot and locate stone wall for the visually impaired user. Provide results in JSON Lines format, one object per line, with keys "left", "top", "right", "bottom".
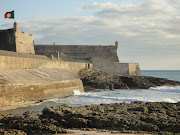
{"left": 0, "top": 51, "right": 92, "bottom": 110}
{"left": 113, "top": 63, "right": 129, "bottom": 75}
{"left": 0, "top": 22, "right": 35, "bottom": 54}
{"left": 0, "top": 49, "right": 93, "bottom": 72}
{"left": 129, "top": 63, "right": 141, "bottom": 76}
{"left": 0, "top": 28, "right": 16, "bottom": 52}
{"left": 15, "top": 29, "right": 35, "bottom": 54}
{"left": 34, "top": 45, "right": 119, "bottom": 63}
{"left": 34, "top": 44, "right": 141, "bottom": 76}
{"left": 0, "top": 50, "right": 49, "bottom": 60}
{"left": 113, "top": 63, "right": 141, "bottom": 76}
{"left": 0, "top": 68, "right": 84, "bottom": 110}
{"left": 0, "top": 54, "right": 92, "bottom": 72}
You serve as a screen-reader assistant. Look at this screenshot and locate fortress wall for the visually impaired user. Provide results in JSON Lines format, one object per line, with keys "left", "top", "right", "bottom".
{"left": 0, "top": 22, "right": 35, "bottom": 54}
{"left": 0, "top": 29, "right": 16, "bottom": 52}
{"left": 0, "top": 53, "right": 92, "bottom": 72}
{"left": 91, "top": 57, "right": 114, "bottom": 72}
{"left": 113, "top": 63, "right": 141, "bottom": 76}
{"left": 113, "top": 63, "right": 129, "bottom": 75}
{"left": 34, "top": 45, "right": 119, "bottom": 62}
{"left": 93, "top": 62, "right": 140, "bottom": 76}
{"left": 0, "top": 55, "right": 47, "bottom": 70}
{"left": 38, "top": 60, "right": 93, "bottom": 72}
{"left": 129, "top": 63, "right": 141, "bottom": 76}
{"left": 34, "top": 45, "right": 141, "bottom": 76}
{"left": 0, "top": 50, "right": 50, "bottom": 60}
{"left": 0, "top": 69, "right": 84, "bottom": 110}
{"left": 15, "top": 30, "right": 35, "bottom": 54}
{"left": 90, "top": 58, "right": 138, "bottom": 76}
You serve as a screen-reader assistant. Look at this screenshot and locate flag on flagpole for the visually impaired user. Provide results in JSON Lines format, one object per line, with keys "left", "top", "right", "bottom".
{"left": 5, "top": 10, "right": 14, "bottom": 19}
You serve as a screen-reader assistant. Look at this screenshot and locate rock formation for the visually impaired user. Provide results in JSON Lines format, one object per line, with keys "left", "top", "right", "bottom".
{"left": 0, "top": 102, "right": 179, "bottom": 134}
{"left": 79, "top": 68, "right": 180, "bottom": 91}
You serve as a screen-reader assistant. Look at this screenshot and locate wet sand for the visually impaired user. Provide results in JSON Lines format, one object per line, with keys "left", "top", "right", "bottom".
{"left": 60, "top": 129, "right": 151, "bottom": 135}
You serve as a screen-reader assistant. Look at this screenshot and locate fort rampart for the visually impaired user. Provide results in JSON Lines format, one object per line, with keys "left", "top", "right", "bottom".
{"left": 35, "top": 44, "right": 141, "bottom": 76}
{"left": 0, "top": 50, "right": 92, "bottom": 72}
{"left": 0, "top": 22, "right": 35, "bottom": 54}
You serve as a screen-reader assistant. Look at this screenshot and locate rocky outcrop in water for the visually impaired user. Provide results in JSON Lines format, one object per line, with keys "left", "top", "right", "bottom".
{"left": 40, "top": 102, "right": 180, "bottom": 134}
{"left": 79, "top": 68, "right": 180, "bottom": 91}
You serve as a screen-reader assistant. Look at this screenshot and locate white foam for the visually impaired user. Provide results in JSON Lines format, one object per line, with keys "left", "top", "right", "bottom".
{"left": 150, "top": 86, "right": 180, "bottom": 90}
{"left": 149, "top": 86, "right": 180, "bottom": 93}
{"left": 42, "top": 87, "right": 180, "bottom": 106}
{"left": 44, "top": 98, "right": 60, "bottom": 103}
{"left": 163, "top": 98, "right": 176, "bottom": 103}
{"left": 73, "top": 90, "right": 82, "bottom": 95}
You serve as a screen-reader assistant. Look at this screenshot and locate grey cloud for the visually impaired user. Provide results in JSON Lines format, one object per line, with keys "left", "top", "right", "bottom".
{"left": 15, "top": 0, "right": 180, "bottom": 70}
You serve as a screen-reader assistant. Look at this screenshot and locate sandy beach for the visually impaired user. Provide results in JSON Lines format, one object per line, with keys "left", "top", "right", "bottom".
{"left": 59, "top": 129, "right": 151, "bottom": 135}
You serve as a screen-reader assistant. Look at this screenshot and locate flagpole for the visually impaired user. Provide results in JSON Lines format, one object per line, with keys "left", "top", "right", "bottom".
{"left": 14, "top": 10, "right": 16, "bottom": 25}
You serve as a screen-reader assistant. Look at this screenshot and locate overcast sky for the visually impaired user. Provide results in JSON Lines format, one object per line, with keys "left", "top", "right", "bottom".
{"left": 0, "top": 0, "right": 180, "bottom": 70}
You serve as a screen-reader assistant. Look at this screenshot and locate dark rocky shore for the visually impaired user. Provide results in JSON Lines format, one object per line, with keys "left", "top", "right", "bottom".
{"left": 0, "top": 102, "right": 180, "bottom": 134}
{"left": 41, "top": 102, "right": 180, "bottom": 134}
{"left": 79, "top": 68, "right": 180, "bottom": 91}
{"left": 0, "top": 68, "right": 180, "bottom": 135}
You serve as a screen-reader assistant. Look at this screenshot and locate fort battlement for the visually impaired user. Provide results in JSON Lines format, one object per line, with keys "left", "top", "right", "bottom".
{"left": 0, "top": 22, "right": 35, "bottom": 54}
{"left": 34, "top": 43, "right": 141, "bottom": 76}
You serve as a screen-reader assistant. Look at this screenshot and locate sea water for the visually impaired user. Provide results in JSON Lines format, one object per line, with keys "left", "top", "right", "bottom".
{"left": 3, "top": 70, "right": 180, "bottom": 115}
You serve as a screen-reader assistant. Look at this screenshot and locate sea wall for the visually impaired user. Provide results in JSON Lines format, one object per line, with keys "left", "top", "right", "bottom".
{"left": 0, "top": 69, "right": 84, "bottom": 110}
{"left": 0, "top": 50, "right": 92, "bottom": 72}
{"left": 0, "top": 51, "right": 93, "bottom": 110}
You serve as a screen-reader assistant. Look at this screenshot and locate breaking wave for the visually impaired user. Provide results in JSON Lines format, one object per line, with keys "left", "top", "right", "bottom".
{"left": 72, "top": 86, "right": 179, "bottom": 105}
{"left": 149, "top": 86, "right": 180, "bottom": 93}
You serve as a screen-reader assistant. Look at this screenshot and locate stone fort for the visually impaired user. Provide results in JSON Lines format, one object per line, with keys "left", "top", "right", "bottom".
{"left": 0, "top": 22, "right": 35, "bottom": 54}
{"left": 0, "top": 22, "right": 141, "bottom": 76}
{"left": 0, "top": 22, "right": 141, "bottom": 110}
{"left": 34, "top": 43, "right": 141, "bottom": 76}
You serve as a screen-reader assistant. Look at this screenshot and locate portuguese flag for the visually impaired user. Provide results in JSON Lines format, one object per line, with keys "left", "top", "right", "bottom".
{"left": 5, "top": 10, "right": 14, "bottom": 19}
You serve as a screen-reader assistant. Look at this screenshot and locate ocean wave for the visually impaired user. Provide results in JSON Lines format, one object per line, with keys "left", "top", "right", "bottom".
{"left": 150, "top": 85, "right": 180, "bottom": 90}
{"left": 163, "top": 98, "right": 176, "bottom": 103}
{"left": 73, "top": 90, "right": 82, "bottom": 95}
{"left": 73, "top": 89, "right": 179, "bottom": 104}
{"left": 149, "top": 86, "right": 180, "bottom": 93}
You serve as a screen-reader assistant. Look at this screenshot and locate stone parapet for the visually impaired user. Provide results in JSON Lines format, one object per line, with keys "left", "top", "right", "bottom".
{"left": 0, "top": 53, "right": 92, "bottom": 72}
{"left": 0, "top": 50, "right": 49, "bottom": 60}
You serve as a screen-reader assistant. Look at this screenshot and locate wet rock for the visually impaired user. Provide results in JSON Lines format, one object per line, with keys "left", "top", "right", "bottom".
{"left": 79, "top": 68, "right": 180, "bottom": 91}
{"left": 0, "top": 115, "right": 68, "bottom": 135}
{"left": 40, "top": 102, "right": 180, "bottom": 133}
{"left": 119, "top": 76, "right": 156, "bottom": 89}
{"left": 0, "top": 129, "right": 27, "bottom": 135}
{"left": 0, "top": 102, "right": 179, "bottom": 134}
